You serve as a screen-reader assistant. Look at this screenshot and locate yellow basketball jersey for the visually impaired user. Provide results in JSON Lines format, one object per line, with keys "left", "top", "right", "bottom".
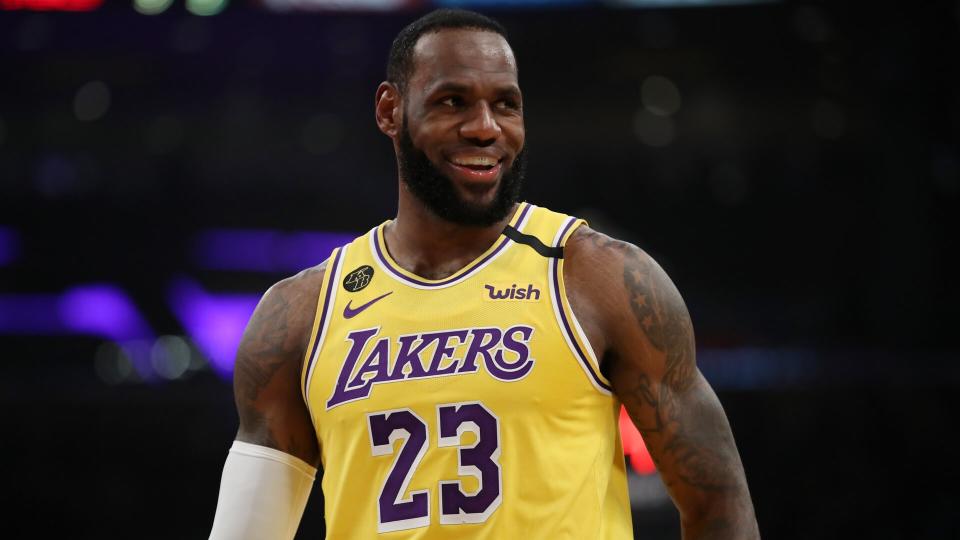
{"left": 301, "top": 203, "right": 632, "bottom": 539}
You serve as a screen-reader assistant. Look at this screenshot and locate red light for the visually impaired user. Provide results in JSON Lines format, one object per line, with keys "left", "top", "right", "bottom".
{"left": 619, "top": 405, "right": 657, "bottom": 475}
{"left": 0, "top": 0, "right": 103, "bottom": 10}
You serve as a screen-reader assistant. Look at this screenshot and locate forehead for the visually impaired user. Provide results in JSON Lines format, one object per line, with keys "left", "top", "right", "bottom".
{"left": 409, "top": 29, "right": 518, "bottom": 93}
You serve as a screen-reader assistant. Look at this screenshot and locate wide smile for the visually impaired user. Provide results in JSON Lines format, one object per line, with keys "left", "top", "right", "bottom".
{"left": 445, "top": 155, "right": 505, "bottom": 185}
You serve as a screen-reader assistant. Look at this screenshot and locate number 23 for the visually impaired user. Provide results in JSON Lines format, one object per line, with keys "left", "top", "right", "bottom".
{"left": 366, "top": 402, "right": 502, "bottom": 533}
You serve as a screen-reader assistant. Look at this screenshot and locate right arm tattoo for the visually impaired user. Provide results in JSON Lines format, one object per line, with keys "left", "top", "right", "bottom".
{"left": 232, "top": 265, "right": 325, "bottom": 463}
{"left": 233, "top": 284, "right": 295, "bottom": 448}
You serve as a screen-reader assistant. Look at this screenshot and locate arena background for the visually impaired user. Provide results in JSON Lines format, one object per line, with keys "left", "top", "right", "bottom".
{"left": 2, "top": 1, "right": 959, "bottom": 538}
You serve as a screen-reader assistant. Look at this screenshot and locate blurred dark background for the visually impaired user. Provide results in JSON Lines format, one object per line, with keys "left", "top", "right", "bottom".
{"left": 2, "top": 0, "right": 959, "bottom": 538}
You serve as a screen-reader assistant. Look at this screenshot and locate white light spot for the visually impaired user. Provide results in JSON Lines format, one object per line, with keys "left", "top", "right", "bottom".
{"left": 811, "top": 99, "right": 846, "bottom": 140}
{"left": 73, "top": 81, "right": 111, "bottom": 122}
{"left": 134, "top": 0, "right": 174, "bottom": 15}
{"left": 641, "top": 75, "right": 682, "bottom": 117}
{"left": 302, "top": 114, "right": 343, "bottom": 155}
{"left": 151, "top": 335, "right": 192, "bottom": 380}
{"left": 634, "top": 109, "right": 675, "bottom": 148}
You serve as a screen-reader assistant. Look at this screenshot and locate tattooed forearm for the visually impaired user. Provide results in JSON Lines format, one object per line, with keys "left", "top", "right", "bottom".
{"left": 621, "top": 247, "right": 733, "bottom": 490}
{"left": 233, "top": 285, "right": 295, "bottom": 447}
{"left": 232, "top": 265, "right": 325, "bottom": 458}
{"left": 572, "top": 227, "right": 758, "bottom": 538}
{"left": 235, "top": 290, "right": 293, "bottom": 397}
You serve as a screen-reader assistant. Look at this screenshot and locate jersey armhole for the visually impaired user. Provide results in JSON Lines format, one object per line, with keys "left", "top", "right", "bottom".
{"left": 548, "top": 217, "right": 614, "bottom": 394}
{"left": 300, "top": 245, "right": 348, "bottom": 406}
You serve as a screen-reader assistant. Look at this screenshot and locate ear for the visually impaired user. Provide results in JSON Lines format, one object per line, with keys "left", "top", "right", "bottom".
{"left": 375, "top": 82, "right": 401, "bottom": 139}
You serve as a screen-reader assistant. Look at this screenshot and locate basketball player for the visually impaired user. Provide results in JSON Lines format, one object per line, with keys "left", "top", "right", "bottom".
{"left": 210, "top": 9, "right": 759, "bottom": 539}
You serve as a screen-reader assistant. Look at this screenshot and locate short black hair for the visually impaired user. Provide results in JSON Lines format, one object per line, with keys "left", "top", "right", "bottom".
{"left": 387, "top": 9, "right": 510, "bottom": 92}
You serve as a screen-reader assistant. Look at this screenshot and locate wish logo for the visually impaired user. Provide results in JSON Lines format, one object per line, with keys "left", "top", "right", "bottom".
{"left": 483, "top": 283, "right": 541, "bottom": 301}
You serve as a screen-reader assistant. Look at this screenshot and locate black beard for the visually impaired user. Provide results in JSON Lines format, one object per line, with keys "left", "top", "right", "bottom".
{"left": 397, "top": 121, "right": 526, "bottom": 227}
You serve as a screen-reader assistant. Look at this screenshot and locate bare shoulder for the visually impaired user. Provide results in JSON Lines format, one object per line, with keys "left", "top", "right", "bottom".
{"left": 236, "top": 260, "right": 329, "bottom": 377}
{"left": 265, "top": 261, "right": 329, "bottom": 323}
{"left": 568, "top": 226, "right": 758, "bottom": 536}
{"left": 564, "top": 224, "right": 661, "bottom": 284}
{"left": 564, "top": 224, "right": 645, "bottom": 281}
{"left": 232, "top": 260, "right": 328, "bottom": 460}
{"left": 563, "top": 225, "right": 686, "bottom": 351}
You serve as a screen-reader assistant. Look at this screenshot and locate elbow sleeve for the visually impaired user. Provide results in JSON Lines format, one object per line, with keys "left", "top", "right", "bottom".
{"left": 209, "top": 441, "right": 317, "bottom": 540}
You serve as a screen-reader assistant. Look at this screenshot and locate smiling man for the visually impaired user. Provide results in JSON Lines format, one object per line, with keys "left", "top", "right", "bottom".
{"left": 209, "top": 9, "right": 759, "bottom": 540}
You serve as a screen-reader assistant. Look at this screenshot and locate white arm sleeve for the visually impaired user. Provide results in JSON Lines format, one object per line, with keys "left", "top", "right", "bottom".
{"left": 209, "top": 440, "right": 317, "bottom": 540}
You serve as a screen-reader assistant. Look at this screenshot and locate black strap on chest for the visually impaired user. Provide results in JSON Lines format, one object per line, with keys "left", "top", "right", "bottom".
{"left": 502, "top": 225, "right": 564, "bottom": 259}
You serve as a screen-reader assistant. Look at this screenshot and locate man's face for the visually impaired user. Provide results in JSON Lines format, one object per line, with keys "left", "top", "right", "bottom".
{"left": 397, "top": 29, "right": 526, "bottom": 226}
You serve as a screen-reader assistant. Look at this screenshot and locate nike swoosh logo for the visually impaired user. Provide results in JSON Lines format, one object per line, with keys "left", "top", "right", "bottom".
{"left": 343, "top": 291, "right": 393, "bottom": 319}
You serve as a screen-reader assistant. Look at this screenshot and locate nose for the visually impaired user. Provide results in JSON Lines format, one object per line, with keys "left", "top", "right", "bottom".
{"left": 460, "top": 101, "right": 501, "bottom": 145}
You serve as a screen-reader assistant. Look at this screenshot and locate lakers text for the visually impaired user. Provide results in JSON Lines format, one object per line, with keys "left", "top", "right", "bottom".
{"left": 326, "top": 325, "right": 536, "bottom": 409}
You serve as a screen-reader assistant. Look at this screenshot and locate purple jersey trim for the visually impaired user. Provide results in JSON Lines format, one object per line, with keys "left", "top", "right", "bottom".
{"left": 303, "top": 246, "right": 345, "bottom": 396}
{"left": 551, "top": 218, "right": 613, "bottom": 392}
{"left": 373, "top": 203, "right": 532, "bottom": 289}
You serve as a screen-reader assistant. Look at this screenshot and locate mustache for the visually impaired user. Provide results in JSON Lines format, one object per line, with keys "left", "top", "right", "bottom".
{"left": 396, "top": 122, "right": 525, "bottom": 227}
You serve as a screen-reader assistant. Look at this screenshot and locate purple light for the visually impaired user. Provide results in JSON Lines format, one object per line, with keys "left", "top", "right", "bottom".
{"left": 0, "top": 284, "right": 152, "bottom": 342}
{"left": 0, "top": 227, "right": 20, "bottom": 266}
{"left": 59, "top": 285, "right": 153, "bottom": 341}
{"left": 168, "top": 278, "right": 260, "bottom": 379}
{"left": 0, "top": 294, "right": 62, "bottom": 334}
{"left": 194, "top": 228, "right": 355, "bottom": 272}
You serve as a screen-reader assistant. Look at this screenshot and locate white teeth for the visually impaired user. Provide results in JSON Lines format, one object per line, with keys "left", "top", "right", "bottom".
{"left": 452, "top": 156, "right": 498, "bottom": 167}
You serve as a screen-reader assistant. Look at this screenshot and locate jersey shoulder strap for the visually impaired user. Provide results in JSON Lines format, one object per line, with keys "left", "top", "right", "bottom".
{"left": 509, "top": 205, "right": 587, "bottom": 258}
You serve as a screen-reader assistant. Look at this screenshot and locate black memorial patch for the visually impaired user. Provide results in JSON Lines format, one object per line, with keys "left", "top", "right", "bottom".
{"left": 343, "top": 265, "right": 374, "bottom": 292}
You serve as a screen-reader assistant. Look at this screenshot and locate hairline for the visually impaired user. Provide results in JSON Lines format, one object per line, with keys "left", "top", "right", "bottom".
{"left": 401, "top": 28, "right": 515, "bottom": 95}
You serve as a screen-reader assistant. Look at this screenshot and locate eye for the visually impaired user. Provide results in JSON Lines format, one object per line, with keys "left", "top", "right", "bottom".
{"left": 440, "top": 96, "right": 464, "bottom": 108}
{"left": 496, "top": 99, "right": 521, "bottom": 111}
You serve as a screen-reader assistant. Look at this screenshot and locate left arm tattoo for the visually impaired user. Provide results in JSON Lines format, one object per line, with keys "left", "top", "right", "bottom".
{"left": 571, "top": 227, "right": 759, "bottom": 538}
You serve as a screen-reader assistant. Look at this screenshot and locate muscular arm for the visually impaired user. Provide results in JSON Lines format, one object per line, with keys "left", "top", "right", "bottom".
{"left": 233, "top": 262, "right": 327, "bottom": 465}
{"left": 209, "top": 264, "right": 327, "bottom": 539}
{"left": 565, "top": 227, "right": 759, "bottom": 540}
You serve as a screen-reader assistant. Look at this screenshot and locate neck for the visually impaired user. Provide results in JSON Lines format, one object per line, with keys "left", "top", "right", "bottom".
{"left": 385, "top": 184, "right": 518, "bottom": 281}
